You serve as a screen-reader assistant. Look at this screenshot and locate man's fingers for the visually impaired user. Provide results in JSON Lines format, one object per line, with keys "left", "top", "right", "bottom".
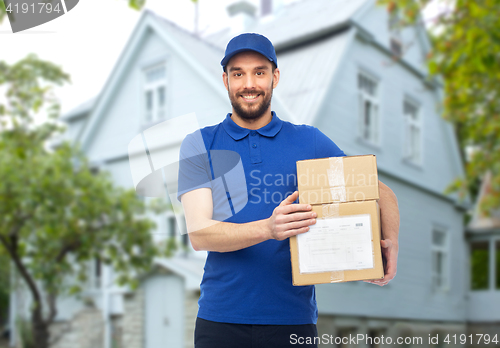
{"left": 276, "top": 226, "right": 311, "bottom": 240}
{"left": 280, "top": 191, "right": 299, "bottom": 206}
{"left": 279, "top": 203, "right": 312, "bottom": 215}
{"left": 281, "top": 211, "right": 316, "bottom": 224}
{"left": 381, "top": 239, "right": 392, "bottom": 249}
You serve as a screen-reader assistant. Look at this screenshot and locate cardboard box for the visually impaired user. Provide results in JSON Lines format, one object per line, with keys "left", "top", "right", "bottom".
{"left": 290, "top": 155, "right": 384, "bottom": 286}
{"left": 296, "top": 155, "right": 379, "bottom": 204}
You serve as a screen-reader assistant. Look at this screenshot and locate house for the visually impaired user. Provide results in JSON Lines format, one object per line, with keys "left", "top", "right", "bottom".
{"left": 465, "top": 172, "right": 500, "bottom": 342}
{"left": 11, "top": 0, "right": 493, "bottom": 347}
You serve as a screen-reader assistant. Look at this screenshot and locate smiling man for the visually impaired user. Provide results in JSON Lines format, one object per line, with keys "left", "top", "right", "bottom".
{"left": 178, "top": 33, "right": 400, "bottom": 348}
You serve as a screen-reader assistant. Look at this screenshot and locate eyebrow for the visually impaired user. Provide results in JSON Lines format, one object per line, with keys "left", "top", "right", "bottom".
{"left": 228, "top": 65, "right": 270, "bottom": 72}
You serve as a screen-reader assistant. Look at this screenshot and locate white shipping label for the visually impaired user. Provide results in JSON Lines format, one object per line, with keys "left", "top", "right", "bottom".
{"left": 297, "top": 214, "right": 373, "bottom": 273}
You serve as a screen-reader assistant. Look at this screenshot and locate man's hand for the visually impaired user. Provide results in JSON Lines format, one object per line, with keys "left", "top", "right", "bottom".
{"left": 363, "top": 239, "right": 398, "bottom": 286}
{"left": 266, "top": 191, "right": 317, "bottom": 241}
{"left": 363, "top": 181, "right": 400, "bottom": 286}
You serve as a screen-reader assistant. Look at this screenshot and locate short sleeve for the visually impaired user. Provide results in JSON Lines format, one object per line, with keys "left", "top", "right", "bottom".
{"left": 176, "top": 130, "right": 212, "bottom": 202}
{"left": 314, "top": 127, "right": 346, "bottom": 158}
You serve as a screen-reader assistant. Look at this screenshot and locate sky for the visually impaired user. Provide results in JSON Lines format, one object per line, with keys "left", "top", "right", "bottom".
{"left": 0, "top": 0, "right": 440, "bottom": 118}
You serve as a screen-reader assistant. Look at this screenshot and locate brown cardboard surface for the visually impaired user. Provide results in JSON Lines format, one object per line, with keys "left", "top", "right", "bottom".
{"left": 290, "top": 200, "right": 384, "bottom": 285}
{"left": 297, "top": 155, "right": 379, "bottom": 204}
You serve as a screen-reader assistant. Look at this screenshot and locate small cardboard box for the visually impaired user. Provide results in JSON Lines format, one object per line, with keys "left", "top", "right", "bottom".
{"left": 296, "top": 155, "right": 379, "bottom": 204}
{"left": 290, "top": 200, "right": 384, "bottom": 285}
{"left": 290, "top": 155, "right": 384, "bottom": 286}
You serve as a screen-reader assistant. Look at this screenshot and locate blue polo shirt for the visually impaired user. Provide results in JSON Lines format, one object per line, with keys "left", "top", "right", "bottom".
{"left": 178, "top": 112, "right": 345, "bottom": 325}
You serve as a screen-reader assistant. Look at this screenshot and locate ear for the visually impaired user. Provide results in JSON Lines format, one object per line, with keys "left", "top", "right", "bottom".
{"left": 222, "top": 71, "right": 229, "bottom": 92}
{"left": 272, "top": 68, "right": 280, "bottom": 89}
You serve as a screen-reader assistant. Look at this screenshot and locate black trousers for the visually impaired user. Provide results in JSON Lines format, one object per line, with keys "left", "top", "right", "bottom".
{"left": 194, "top": 317, "right": 319, "bottom": 348}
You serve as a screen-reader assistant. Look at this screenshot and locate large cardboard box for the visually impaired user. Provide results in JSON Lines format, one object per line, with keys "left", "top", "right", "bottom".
{"left": 290, "top": 155, "right": 384, "bottom": 286}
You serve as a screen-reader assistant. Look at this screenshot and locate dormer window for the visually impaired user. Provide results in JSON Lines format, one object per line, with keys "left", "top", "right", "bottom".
{"left": 143, "top": 63, "right": 167, "bottom": 123}
{"left": 388, "top": 6, "right": 403, "bottom": 57}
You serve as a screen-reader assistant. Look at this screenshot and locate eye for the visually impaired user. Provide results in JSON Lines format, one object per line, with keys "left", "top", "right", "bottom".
{"left": 256, "top": 71, "right": 264, "bottom": 76}
{"left": 234, "top": 73, "right": 242, "bottom": 77}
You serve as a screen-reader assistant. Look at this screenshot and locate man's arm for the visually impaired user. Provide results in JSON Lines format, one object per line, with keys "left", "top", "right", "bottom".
{"left": 181, "top": 189, "right": 317, "bottom": 252}
{"left": 364, "top": 180, "right": 400, "bottom": 286}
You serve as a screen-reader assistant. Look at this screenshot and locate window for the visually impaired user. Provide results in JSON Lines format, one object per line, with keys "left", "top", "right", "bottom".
{"left": 336, "top": 328, "right": 356, "bottom": 348}
{"left": 431, "top": 228, "right": 448, "bottom": 290}
{"left": 168, "top": 215, "right": 177, "bottom": 238}
{"left": 388, "top": 6, "right": 403, "bottom": 57}
{"left": 143, "top": 63, "right": 167, "bottom": 123}
{"left": 403, "top": 99, "right": 422, "bottom": 164}
{"left": 367, "top": 329, "right": 387, "bottom": 348}
{"left": 167, "top": 216, "right": 189, "bottom": 246}
{"left": 496, "top": 241, "right": 500, "bottom": 289}
{"left": 358, "top": 72, "right": 379, "bottom": 144}
{"left": 88, "top": 257, "right": 101, "bottom": 289}
{"left": 470, "top": 240, "right": 490, "bottom": 290}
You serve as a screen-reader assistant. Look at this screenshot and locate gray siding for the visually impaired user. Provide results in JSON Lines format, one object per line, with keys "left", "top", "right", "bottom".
{"left": 315, "top": 35, "right": 463, "bottom": 196}
{"left": 317, "top": 174, "right": 466, "bottom": 321}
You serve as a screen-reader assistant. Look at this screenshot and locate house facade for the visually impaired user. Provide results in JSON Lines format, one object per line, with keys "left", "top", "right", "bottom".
{"left": 10, "top": 0, "right": 497, "bottom": 347}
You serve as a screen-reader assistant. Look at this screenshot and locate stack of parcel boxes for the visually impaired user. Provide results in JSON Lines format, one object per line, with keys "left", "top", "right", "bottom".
{"left": 290, "top": 155, "right": 384, "bottom": 285}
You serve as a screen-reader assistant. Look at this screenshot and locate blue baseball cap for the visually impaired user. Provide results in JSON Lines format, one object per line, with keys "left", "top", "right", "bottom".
{"left": 221, "top": 33, "right": 278, "bottom": 71}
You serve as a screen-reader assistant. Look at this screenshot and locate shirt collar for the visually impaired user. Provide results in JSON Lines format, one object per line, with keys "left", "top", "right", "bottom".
{"left": 222, "top": 111, "right": 283, "bottom": 140}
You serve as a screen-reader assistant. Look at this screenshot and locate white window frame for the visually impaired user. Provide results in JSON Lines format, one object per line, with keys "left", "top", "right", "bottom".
{"left": 358, "top": 71, "right": 380, "bottom": 145}
{"left": 431, "top": 227, "right": 449, "bottom": 291}
{"left": 142, "top": 62, "right": 167, "bottom": 123}
{"left": 403, "top": 98, "right": 422, "bottom": 165}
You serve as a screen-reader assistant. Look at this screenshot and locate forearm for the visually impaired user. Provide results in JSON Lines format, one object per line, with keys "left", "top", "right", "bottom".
{"left": 188, "top": 218, "right": 270, "bottom": 252}
{"left": 378, "top": 180, "right": 400, "bottom": 249}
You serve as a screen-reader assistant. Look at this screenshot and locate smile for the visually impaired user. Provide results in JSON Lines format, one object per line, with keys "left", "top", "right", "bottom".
{"left": 241, "top": 94, "right": 260, "bottom": 101}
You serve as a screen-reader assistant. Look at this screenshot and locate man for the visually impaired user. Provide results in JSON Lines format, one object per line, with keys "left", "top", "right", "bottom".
{"left": 178, "top": 33, "right": 399, "bottom": 348}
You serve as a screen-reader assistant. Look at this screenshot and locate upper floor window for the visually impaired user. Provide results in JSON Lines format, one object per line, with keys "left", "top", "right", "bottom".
{"left": 358, "top": 72, "right": 379, "bottom": 145}
{"left": 388, "top": 6, "right": 403, "bottom": 57}
{"left": 143, "top": 63, "right": 167, "bottom": 123}
{"left": 431, "top": 228, "right": 449, "bottom": 291}
{"left": 403, "top": 99, "right": 422, "bottom": 164}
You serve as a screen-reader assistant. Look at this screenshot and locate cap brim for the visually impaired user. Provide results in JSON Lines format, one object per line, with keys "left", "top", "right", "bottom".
{"left": 221, "top": 47, "right": 275, "bottom": 68}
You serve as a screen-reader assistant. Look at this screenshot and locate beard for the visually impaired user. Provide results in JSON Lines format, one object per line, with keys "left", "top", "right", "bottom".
{"left": 228, "top": 83, "right": 273, "bottom": 121}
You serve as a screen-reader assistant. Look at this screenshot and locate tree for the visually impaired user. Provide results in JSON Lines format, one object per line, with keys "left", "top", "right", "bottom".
{"left": 0, "top": 54, "right": 168, "bottom": 348}
{"left": 378, "top": 0, "right": 500, "bottom": 214}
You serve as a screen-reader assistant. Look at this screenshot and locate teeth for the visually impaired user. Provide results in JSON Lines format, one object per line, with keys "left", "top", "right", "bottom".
{"left": 242, "top": 95, "right": 258, "bottom": 99}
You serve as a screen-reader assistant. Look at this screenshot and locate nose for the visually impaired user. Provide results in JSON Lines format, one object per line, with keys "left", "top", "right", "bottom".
{"left": 243, "top": 74, "right": 256, "bottom": 89}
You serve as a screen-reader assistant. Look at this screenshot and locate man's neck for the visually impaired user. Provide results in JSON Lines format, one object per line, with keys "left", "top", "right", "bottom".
{"left": 230, "top": 110, "right": 273, "bottom": 130}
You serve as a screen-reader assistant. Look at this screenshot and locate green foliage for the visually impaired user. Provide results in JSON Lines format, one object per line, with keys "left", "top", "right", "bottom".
{"left": 0, "top": 53, "right": 169, "bottom": 344}
{"left": 378, "top": 0, "right": 500, "bottom": 214}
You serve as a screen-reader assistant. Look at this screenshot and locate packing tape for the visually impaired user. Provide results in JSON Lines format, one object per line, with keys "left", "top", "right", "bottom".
{"left": 322, "top": 203, "right": 339, "bottom": 218}
{"left": 326, "top": 157, "right": 346, "bottom": 202}
{"left": 330, "top": 270, "right": 345, "bottom": 283}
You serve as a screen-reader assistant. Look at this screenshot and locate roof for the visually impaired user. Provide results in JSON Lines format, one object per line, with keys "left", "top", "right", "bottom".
{"left": 61, "top": 95, "right": 98, "bottom": 121}
{"left": 205, "top": 0, "right": 368, "bottom": 50}
{"left": 154, "top": 255, "right": 205, "bottom": 290}
{"left": 467, "top": 171, "right": 500, "bottom": 233}
{"left": 60, "top": 0, "right": 370, "bottom": 124}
